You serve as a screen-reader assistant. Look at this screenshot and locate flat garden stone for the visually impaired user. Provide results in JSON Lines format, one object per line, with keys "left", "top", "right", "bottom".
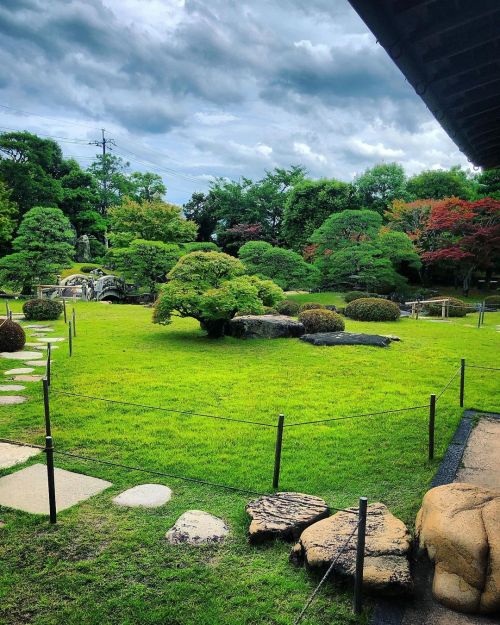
{"left": 227, "top": 315, "right": 305, "bottom": 339}
{"left": 113, "top": 484, "right": 172, "bottom": 508}
{"left": 246, "top": 492, "right": 329, "bottom": 543}
{"left": 29, "top": 328, "right": 54, "bottom": 332}
{"left": 0, "top": 442, "right": 41, "bottom": 469}
{"left": 12, "top": 375, "right": 44, "bottom": 382}
{"left": 0, "top": 351, "right": 43, "bottom": 360}
{"left": 0, "top": 384, "right": 25, "bottom": 391}
{"left": 24, "top": 324, "right": 51, "bottom": 329}
{"left": 0, "top": 463, "right": 112, "bottom": 514}
{"left": 0, "top": 395, "right": 27, "bottom": 405}
{"left": 4, "top": 368, "right": 34, "bottom": 375}
{"left": 300, "top": 332, "right": 391, "bottom": 348}
{"left": 24, "top": 360, "right": 50, "bottom": 367}
{"left": 37, "top": 337, "right": 65, "bottom": 343}
{"left": 25, "top": 343, "right": 47, "bottom": 349}
{"left": 165, "top": 510, "right": 229, "bottom": 545}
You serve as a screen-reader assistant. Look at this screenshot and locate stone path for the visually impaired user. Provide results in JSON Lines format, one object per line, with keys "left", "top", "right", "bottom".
{"left": 0, "top": 395, "right": 27, "bottom": 405}
{"left": 4, "top": 368, "right": 34, "bottom": 375}
{"left": 0, "top": 442, "right": 41, "bottom": 469}
{"left": 166, "top": 510, "right": 229, "bottom": 545}
{"left": 1, "top": 351, "right": 43, "bottom": 360}
{"left": 113, "top": 484, "right": 172, "bottom": 508}
{"left": 0, "top": 384, "right": 25, "bottom": 391}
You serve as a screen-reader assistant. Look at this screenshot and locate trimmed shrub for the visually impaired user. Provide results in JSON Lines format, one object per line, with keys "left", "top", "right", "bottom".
{"left": 23, "top": 299, "right": 63, "bottom": 321}
{"left": 299, "top": 309, "right": 345, "bottom": 333}
{"left": 80, "top": 264, "right": 99, "bottom": 273}
{"left": 427, "top": 297, "right": 468, "bottom": 317}
{"left": 276, "top": 299, "right": 301, "bottom": 316}
{"left": 0, "top": 319, "right": 26, "bottom": 352}
{"left": 263, "top": 306, "right": 279, "bottom": 315}
{"left": 344, "top": 291, "right": 378, "bottom": 303}
{"left": 345, "top": 297, "right": 400, "bottom": 321}
{"left": 484, "top": 295, "right": 500, "bottom": 308}
{"left": 299, "top": 302, "right": 326, "bottom": 312}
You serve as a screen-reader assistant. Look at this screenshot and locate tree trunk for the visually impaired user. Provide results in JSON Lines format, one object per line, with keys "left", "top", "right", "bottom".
{"left": 200, "top": 318, "right": 226, "bottom": 338}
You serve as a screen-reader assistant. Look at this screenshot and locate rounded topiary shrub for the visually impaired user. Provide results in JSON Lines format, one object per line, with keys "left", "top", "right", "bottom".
{"left": 276, "top": 299, "right": 300, "bottom": 316}
{"left": 427, "top": 297, "right": 468, "bottom": 317}
{"left": 345, "top": 297, "right": 400, "bottom": 321}
{"left": 299, "top": 302, "right": 325, "bottom": 312}
{"left": 344, "top": 291, "right": 378, "bottom": 303}
{"left": 23, "top": 298, "right": 63, "bottom": 321}
{"left": 0, "top": 319, "right": 26, "bottom": 352}
{"left": 484, "top": 295, "right": 500, "bottom": 308}
{"left": 299, "top": 308, "right": 345, "bottom": 333}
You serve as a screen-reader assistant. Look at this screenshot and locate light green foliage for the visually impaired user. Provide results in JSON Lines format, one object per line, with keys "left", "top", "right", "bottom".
{"left": 282, "top": 178, "right": 358, "bottom": 250}
{"left": 128, "top": 171, "right": 166, "bottom": 202}
{"left": 310, "top": 209, "right": 382, "bottom": 253}
{"left": 87, "top": 154, "right": 133, "bottom": 213}
{"left": 378, "top": 231, "right": 421, "bottom": 272}
{"left": 354, "top": 162, "right": 408, "bottom": 214}
{"left": 238, "top": 240, "right": 320, "bottom": 290}
{"left": 0, "top": 179, "right": 17, "bottom": 247}
{"left": 407, "top": 167, "right": 475, "bottom": 200}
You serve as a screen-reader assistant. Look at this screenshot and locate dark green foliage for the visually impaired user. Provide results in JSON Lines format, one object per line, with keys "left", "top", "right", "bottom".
{"left": 276, "top": 299, "right": 301, "bottom": 316}
{"left": 427, "top": 297, "right": 468, "bottom": 317}
{"left": 23, "top": 298, "right": 63, "bottom": 320}
{"left": 299, "top": 308, "right": 345, "bottom": 333}
{"left": 299, "top": 302, "right": 325, "bottom": 312}
{"left": 484, "top": 295, "right": 500, "bottom": 307}
{"left": 477, "top": 168, "right": 500, "bottom": 199}
{"left": 353, "top": 163, "right": 408, "bottom": 214}
{"left": 0, "top": 318, "right": 26, "bottom": 352}
{"left": 80, "top": 264, "right": 100, "bottom": 273}
{"left": 407, "top": 167, "right": 474, "bottom": 200}
{"left": 181, "top": 241, "right": 220, "bottom": 253}
{"left": 344, "top": 291, "right": 378, "bottom": 303}
{"left": 345, "top": 298, "right": 400, "bottom": 321}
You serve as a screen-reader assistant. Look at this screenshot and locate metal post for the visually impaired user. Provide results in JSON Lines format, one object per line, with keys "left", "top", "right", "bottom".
{"left": 441, "top": 301, "right": 445, "bottom": 319}
{"left": 46, "top": 342, "right": 51, "bottom": 386}
{"left": 63, "top": 299, "right": 67, "bottom": 323}
{"left": 273, "top": 414, "right": 285, "bottom": 489}
{"left": 45, "top": 435, "right": 57, "bottom": 524}
{"left": 353, "top": 496, "right": 368, "bottom": 615}
{"left": 460, "top": 358, "right": 465, "bottom": 408}
{"left": 4, "top": 300, "right": 8, "bottom": 317}
{"left": 9, "top": 310, "right": 12, "bottom": 320}
{"left": 43, "top": 377, "right": 51, "bottom": 436}
{"left": 477, "top": 303, "right": 482, "bottom": 328}
{"left": 68, "top": 320, "right": 73, "bottom": 356}
{"left": 481, "top": 302, "right": 485, "bottom": 326}
{"left": 72, "top": 308, "right": 76, "bottom": 337}
{"left": 428, "top": 394, "right": 436, "bottom": 461}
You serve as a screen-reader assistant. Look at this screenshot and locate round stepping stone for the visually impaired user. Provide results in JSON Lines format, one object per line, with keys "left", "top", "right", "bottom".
{"left": 24, "top": 361, "right": 50, "bottom": 367}
{"left": 24, "top": 324, "right": 50, "bottom": 329}
{"left": 246, "top": 492, "right": 329, "bottom": 543}
{"left": 30, "top": 328, "right": 54, "bottom": 333}
{"left": 25, "top": 343, "right": 47, "bottom": 349}
{"left": 12, "top": 375, "right": 43, "bottom": 382}
{"left": 4, "top": 368, "right": 34, "bottom": 375}
{"left": 113, "top": 484, "right": 172, "bottom": 508}
{"left": 0, "top": 384, "right": 25, "bottom": 391}
{"left": 0, "top": 396, "right": 27, "bottom": 405}
{"left": 37, "top": 337, "right": 65, "bottom": 343}
{"left": 0, "top": 351, "right": 43, "bottom": 360}
{"left": 165, "top": 510, "right": 229, "bottom": 545}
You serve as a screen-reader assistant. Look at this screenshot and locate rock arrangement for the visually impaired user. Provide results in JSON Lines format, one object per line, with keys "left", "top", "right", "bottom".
{"left": 416, "top": 482, "right": 500, "bottom": 614}
{"left": 165, "top": 510, "right": 229, "bottom": 545}
{"left": 227, "top": 315, "right": 305, "bottom": 339}
{"left": 300, "top": 332, "right": 392, "bottom": 348}
{"left": 113, "top": 484, "right": 172, "bottom": 508}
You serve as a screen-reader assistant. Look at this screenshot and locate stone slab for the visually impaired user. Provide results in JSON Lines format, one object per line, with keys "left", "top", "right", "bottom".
{"left": 25, "top": 343, "right": 47, "bottom": 349}
{"left": 300, "top": 332, "right": 391, "bottom": 347}
{"left": 0, "top": 463, "right": 112, "bottom": 514}
{"left": 37, "top": 337, "right": 65, "bottom": 343}
{"left": 113, "top": 484, "right": 172, "bottom": 508}
{"left": 0, "top": 384, "right": 25, "bottom": 391}
{"left": 0, "top": 442, "right": 41, "bottom": 469}
{"left": 24, "top": 325, "right": 51, "bottom": 329}
{"left": 24, "top": 361, "right": 50, "bottom": 367}
{"left": 0, "top": 351, "right": 43, "bottom": 360}
{"left": 28, "top": 328, "right": 54, "bottom": 332}
{"left": 4, "top": 368, "right": 34, "bottom": 375}
{"left": 456, "top": 416, "right": 500, "bottom": 491}
{"left": 0, "top": 395, "right": 27, "bottom": 405}
{"left": 12, "top": 375, "right": 43, "bottom": 382}
{"left": 165, "top": 510, "right": 229, "bottom": 545}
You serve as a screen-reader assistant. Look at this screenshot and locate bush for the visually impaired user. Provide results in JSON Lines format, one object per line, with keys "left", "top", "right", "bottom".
{"left": 299, "top": 309, "right": 345, "bottom": 333}
{"left": 427, "top": 297, "right": 468, "bottom": 317}
{"left": 80, "top": 264, "right": 100, "bottom": 273}
{"left": 345, "top": 298, "right": 400, "bottom": 321}
{"left": 23, "top": 298, "right": 63, "bottom": 320}
{"left": 276, "top": 299, "right": 301, "bottom": 316}
{"left": 299, "top": 302, "right": 326, "bottom": 312}
{"left": 344, "top": 291, "right": 378, "bottom": 303}
{"left": 0, "top": 319, "right": 26, "bottom": 352}
{"left": 484, "top": 295, "right": 500, "bottom": 308}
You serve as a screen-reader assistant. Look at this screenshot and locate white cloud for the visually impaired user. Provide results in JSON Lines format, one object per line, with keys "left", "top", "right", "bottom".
{"left": 194, "top": 111, "right": 238, "bottom": 125}
{"left": 293, "top": 142, "right": 327, "bottom": 164}
{"left": 293, "top": 39, "right": 331, "bottom": 61}
{"left": 348, "top": 139, "right": 405, "bottom": 158}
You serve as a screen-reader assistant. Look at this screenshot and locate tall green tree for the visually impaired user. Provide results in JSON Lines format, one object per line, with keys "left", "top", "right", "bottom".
{"left": 128, "top": 172, "right": 166, "bottom": 202}
{"left": 183, "top": 191, "right": 218, "bottom": 242}
{"left": 309, "top": 209, "right": 383, "bottom": 254}
{"left": 87, "top": 154, "right": 133, "bottom": 214}
{"left": 407, "top": 167, "right": 475, "bottom": 200}
{"left": 354, "top": 163, "right": 408, "bottom": 214}
{"left": 0, "top": 180, "right": 18, "bottom": 252}
{"left": 476, "top": 168, "right": 500, "bottom": 199}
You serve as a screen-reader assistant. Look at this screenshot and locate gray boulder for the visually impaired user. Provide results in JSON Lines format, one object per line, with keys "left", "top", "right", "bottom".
{"left": 227, "top": 315, "right": 305, "bottom": 339}
{"left": 300, "top": 332, "right": 391, "bottom": 347}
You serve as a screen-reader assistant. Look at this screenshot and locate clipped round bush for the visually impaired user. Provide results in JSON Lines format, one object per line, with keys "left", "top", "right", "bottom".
{"left": 345, "top": 297, "right": 400, "bottom": 321}
{"left": 276, "top": 299, "right": 301, "bottom": 316}
{"left": 299, "top": 302, "right": 326, "bottom": 312}
{"left": 484, "top": 295, "right": 500, "bottom": 308}
{"left": 263, "top": 306, "right": 279, "bottom": 315}
{"left": 427, "top": 296, "right": 468, "bottom": 317}
{"left": 80, "top": 264, "right": 99, "bottom": 273}
{"left": 299, "top": 308, "right": 345, "bottom": 333}
{"left": 344, "top": 291, "right": 378, "bottom": 303}
{"left": 0, "top": 319, "right": 26, "bottom": 352}
{"left": 23, "top": 298, "right": 63, "bottom": 321}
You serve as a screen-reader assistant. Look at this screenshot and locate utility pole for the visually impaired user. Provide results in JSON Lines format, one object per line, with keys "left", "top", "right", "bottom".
{"left": 89, "top": 129, "right": 116, "bottom": 248}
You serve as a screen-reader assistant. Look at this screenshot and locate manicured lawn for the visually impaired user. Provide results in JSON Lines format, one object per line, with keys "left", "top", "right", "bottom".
{"left": 0, "top": 295, "right": 498, "bottom": 625}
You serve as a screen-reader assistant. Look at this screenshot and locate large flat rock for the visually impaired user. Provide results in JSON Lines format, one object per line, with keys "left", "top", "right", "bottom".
{"left": 0, "top": 442, "right": 41, "bottom": 469}
{"left": 246, "top": 492, "right": 329, "bottom": 543}
{"left": 113, "top": 484, "right": 172, "bottom": 508}
{"left": 165, "top": 510, "right": 229, "bottom": 545}
{"left": 0, "top": 351, "right": 43, "bottom": 360}
{"left": 0, "top": 384, "right": 25, "bottom": 391}
{"left": 12, "top": 375, "right": 44, "bottom": 382}
{"left": 300, "top": 332, "right": 391, "bottom": 347}
{"left": 4, "top": 368, "right": 34, "bottom": 375}
{"left": 0, "top": 395, "right": 27, "bottom": 405}
{"left": 0, "top": 463, "right": 112, "bottom": 514}
{"left": 227, "top": 315, "right": 305, "bottom": 339}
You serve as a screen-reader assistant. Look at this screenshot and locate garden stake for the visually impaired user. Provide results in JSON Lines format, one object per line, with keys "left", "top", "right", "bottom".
{"left": 460, "top": 358, "right": 465, "bottom": 407}
{"left": 46, "top": 342, "right": 51, "bottom": 387}
{"left": 45, "top": 435, "right": 57, "bottom": 524}
{"left": 63, "top": 299, "right": 67, "bottom": 323}
{"left": 43, "top": 377, "right": 51, "bottom": 436}
{"left": 481, "top": 302, "right": 485, "bottom": 326}
{"left": 4, "top": 300, "right": 8, "bottom": 317}
{"left": 72, "top": 308, "right": 76, "bottom": 336}
{"left": 273, "top": 414, "right": 285, "bottom": 489}
{"left": 68, "top": 320, "right": 73, "bottom": 356}
{"left": 353, "top": 496, "right": 368, "bottom": 615}
{"left": 428, "top": 394, "right": 436, "bottom": 461}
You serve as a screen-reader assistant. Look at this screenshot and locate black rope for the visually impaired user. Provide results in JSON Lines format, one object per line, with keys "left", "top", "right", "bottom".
{"left": 0, "top": 437, "right": 44, "bottom": 449}
{"left": 49, "top": 389, "right": 277, "bottom": 428}
{"left": 467, "top": 365, "right": 500, "bottom": 371}
{"left": 436, "top": 368, "right": 461, "bottom": 402}
{"left": 284, "top": 404, "right": 428, "bottom": 427}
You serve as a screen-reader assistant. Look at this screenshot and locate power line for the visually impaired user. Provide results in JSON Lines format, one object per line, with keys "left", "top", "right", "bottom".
{"left": 0, "top": 103, "right": 101, "bottom": 132}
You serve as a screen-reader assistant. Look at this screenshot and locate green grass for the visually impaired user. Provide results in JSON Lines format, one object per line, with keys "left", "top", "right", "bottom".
{"left": 0, "top": 295, "right": 499, "bottom": 625}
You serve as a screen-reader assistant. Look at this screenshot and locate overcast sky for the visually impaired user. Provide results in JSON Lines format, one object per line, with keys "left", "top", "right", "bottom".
{"left": 0, "top": 0, "right": 470, "bottom": 204}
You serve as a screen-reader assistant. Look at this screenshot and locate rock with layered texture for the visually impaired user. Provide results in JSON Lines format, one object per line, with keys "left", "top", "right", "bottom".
{"left": 227, "top": 315, "right": 305, "bottom": 339}
{"left": 300, "top": 332, "right": 391, "bottom": 347}
{"left": 246, "top": 492, "right": 329, "bottom": 543}
{"left": 292, "top": 502, "right": 412, "bottom": 595}
{"left": 416, "top": 482, "right": 500, "bottom": 614}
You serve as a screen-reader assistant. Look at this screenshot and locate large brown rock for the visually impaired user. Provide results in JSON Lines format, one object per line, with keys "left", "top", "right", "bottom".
{"left": 416, "top": 482, "right": 500, "bottom": 614}
{"left": 292, "top": 502, "right": 412, "bottom": 595}
{"left": 227, "top": 315, "right": 305, "bottom": 339}
{"left": 246, "top": 492, "right": 329, "bottom": 543}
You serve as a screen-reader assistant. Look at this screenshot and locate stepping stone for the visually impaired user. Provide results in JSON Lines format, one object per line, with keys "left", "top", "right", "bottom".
{"left": 0, "top": 384, "right": 25, "bottom": 391}
{"left": 12, "top": 375, "right": 43, "bottom": 382}
{"left": 0, "top": 351, "right": 43, "bottom": 360}
{"left": 0, "top": 442, "right": 41, "bottom": 469}
{"left": 25, "top": 343, "right": 47, "bottom": 349}
{"left": 37, "top": 337, "right": 65, "bottom": 343}
{"left": 246, "top": 492, "right": 329, "bottom": 543}
{"left": 165, "top": 510, "right": 229, "bottom": 545}
{"left": 29, "top": 328, "right": 55, "bottom": 333}
{"left": 113, "top": 484, "right": 172, "bottom": 508}
{"left": 24, "top": 360, "right": 50, "bottom": 367}
{"left": 0, "top": 464, "right": 112, "bottom": 514}
{"left": 0, "top": 395, "right": 27, "bottom": 405}
{"left": 24, "top": 324, "right": 51, "bottom": 329}
{"left": 4, "top": 368, "right": 34, "bottom": 375}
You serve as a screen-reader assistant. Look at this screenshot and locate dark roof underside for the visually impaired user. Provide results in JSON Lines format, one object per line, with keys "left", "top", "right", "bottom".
{"left": 347, "top": 0, "right": 500, "bottom": 169}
